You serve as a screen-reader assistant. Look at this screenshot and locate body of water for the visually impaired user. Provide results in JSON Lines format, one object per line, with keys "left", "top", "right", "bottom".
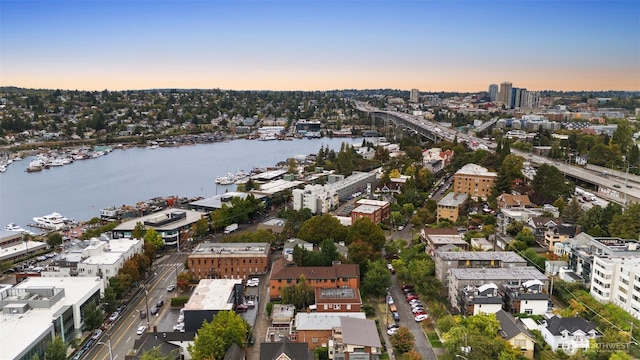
{"left": 0, "top": 138, "right": 363, "bottom": 231}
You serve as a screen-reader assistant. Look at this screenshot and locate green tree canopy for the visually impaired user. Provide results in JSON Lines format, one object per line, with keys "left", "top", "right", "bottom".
{"left": 609, "top": 203, "right": 640, "bottom": 239}
{"left": 280, "top": 274, "right": 315, "bottom": 309}
{"left": 188, "top": 310, "right": 249, "bottom": 360}
{"left": 44, "top": 337, "right": 67, "bottom": 360}
{"left": 144, "top": 228, "right": 164, "bottom": 250}
{"left": 132, "top": 222, "right": 146, "bottom": 239}
{"left": 297, "top": 214, "right": 347, "bottom": 245}
{"left": 346, "top": 217, "right": 386, "bottom": 251}
{"left": 362, "top": 259, "right": 391, "bottom": 296}
{"left": 83, "top": 301, "right": 103, "bottom": 330}
{"left": 390, "top": 326, "right": 415, "bottom": 355}
{"left": 531, "top": 164, "right": 574, "bottom": 204}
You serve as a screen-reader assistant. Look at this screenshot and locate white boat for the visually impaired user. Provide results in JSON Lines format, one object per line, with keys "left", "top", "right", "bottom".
{"left": 215, "top": 173, "right": 236, "bottom": 185}
{"left": 258, "top": 133, "right": 277, "bottom": 141}
{"left": 32, "top": 212, "right": 68, "bottom": 230}
{"left": 4, "top": 223, "right": 26, "bottom": 232}
{"left": 0, "top": 165, "right": 6, "bottom": 173}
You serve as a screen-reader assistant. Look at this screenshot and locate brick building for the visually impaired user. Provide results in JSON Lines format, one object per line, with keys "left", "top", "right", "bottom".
{"left": 187, "top": 242, "right": 270, "bottom": 281}
{"left": 453, "top": 164, "right": 497, "bottom": 200}
{"left": 315, "top": 287, "right": 362, "bottom": 313}
{"left": 269, "top": 259, "right": 360, "bottom": 300}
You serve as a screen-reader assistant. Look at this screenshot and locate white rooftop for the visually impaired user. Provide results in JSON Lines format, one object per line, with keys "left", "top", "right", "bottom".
{"left": 295, "top": 312, "right": 366, "bottom": 331}
{"left": 450, "top": 266, "right": 547, "bottom": 281}
{"left": 184, "top": 279, "right": 242, "bottom": 311}
{"left": 251, "top": 179, "right": 304, "bottom": 195}
{"left": 455, "top": 163, "right": 496, "bottom": 177}
{"left": 436, "top": 251, "right": 526, "bottom": 262}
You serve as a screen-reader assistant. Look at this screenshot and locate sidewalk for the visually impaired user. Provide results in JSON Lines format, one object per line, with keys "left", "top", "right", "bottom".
{"left": 373, "top": 299, "right": 396, "bottom": 360}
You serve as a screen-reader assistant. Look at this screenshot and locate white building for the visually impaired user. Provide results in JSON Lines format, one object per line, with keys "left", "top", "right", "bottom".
{"left": 292, "top": 184, "right": 338, "bottom": 214}
{"left": 590, "top": 256, "right": 640, "bottom": 319}
{"left": 0, "top": 277, "right": 104, "bottom": 360}
{"left": 42, "top": 238, "right": 143, "bottom": 287}
{"left": 540, "top": 316, "right": 602, "bottom": 355}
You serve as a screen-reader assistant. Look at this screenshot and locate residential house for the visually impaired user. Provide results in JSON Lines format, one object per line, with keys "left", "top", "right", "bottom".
{"left": 526, "top": 217, "right": 560, "bottom": 241}
{"left": 283, "top": 238, "right": 313, "bottom": 261}
{"left": 544, "top": 224, "right": 579, "bottom": 252}
{"left": 458, "top": 283, "right": 503, "bottom": 316}
{"left": 293, "top": 312, "right": 366, "bottom": 350}
{"left": 269, "top": 259, "right": 360, "bottom": 300}
{"left": 495, "top": 310, "right": 536, "bottom": 359}
{"left": 496, "top": 193, "right": 532, "bottom": 210}
{"left": 436, "top": 192, "right": 468, "bottom": 223}
{"left": 125, "top": 332, "right": 196, "bottom": 360}
{"left": 540, "top": 316, "right": 602, "bottom": 355}
{"left": 330, "top": 317, "right": 382, "bottom": 360}
{"left": 502, "top": 279, "right": 549, "bottom": 315}
{"left": 260, "top": 342, "right": 312, "bottom": 360}
{"left": 421, "top": 228, "right": 469, "bottom": 256}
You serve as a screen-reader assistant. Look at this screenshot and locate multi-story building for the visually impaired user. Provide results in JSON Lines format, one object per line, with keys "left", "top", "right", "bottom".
{"left": 410, "top": 88, "right": 420, "bottom": 103}
{"left": 188, "top": 242, "right": 270, "bottom": 281}
{"left": 182, "top": 279, "right": 245, "bottom": 332}
{"left": 112, "top": 209, "right": 207, "bottom": 248}
{"left": 436, "top": 192, "right": 468, "bottom": 223}
{"left": 315, "top": 287, "right": 362, "bottom": 313}
{"left": 330, "top": 317, "right": 382, "bottom": 360}
{"left": 540, "top": 316, "right": 602, "bottom": 355}
{"left": 453, "top": 164, "right": 496, "bottom": 201}
{"left": 421, "top": 228, "right": 469, "bottom": 256}
{"left": 293, "top": 312, "right": 366, "bottom": 350}
{"left": 0, "top": 277, "right": 104, "bottom": 360}
{"left": 0, "top": 230, "right": 48, "bottom": 265}
{"left": 292, "top": 184, "right": 339, "bottom": 214}
{"left": 269, "top": 259, "right": 359, "bottom": 300}
{"left": 488, "top": 84, "right": 499, "bottom": 102}
{"left": 434, "top": 251, "right": 528, "bottom": 288}
{"left": 590, "top": 256, "right": 640, "bottom": 319}
{"left": 448, "top": 267, "right": 548, "bottom": 312}
{"left": 496, "top": 205, "right": 559, "bottom": 237}
{"left": 502, "top": 280, "right": 549, "bottom": 315}
{"left": 498, "top": 82, "right": 513, "bottom": 107}
{"left": 458, "top": 283, "right": 503, "bottom": 316}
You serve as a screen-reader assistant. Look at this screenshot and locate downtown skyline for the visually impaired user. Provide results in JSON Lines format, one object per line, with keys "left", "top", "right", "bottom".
{"left": 1, "top": 0, "right": 639, "bottom": 92}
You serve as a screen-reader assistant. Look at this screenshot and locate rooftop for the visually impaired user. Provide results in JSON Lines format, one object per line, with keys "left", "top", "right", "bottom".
{"left": 351, "top": 204, "right": 380, "bottom": 214}
{"left": 294, "top": 312, "right": 365, "bottom": 331}
{"left": 270, "top": 259, "right": 359, "bottom": 281}
{"left": 455, "top": 163, "right": 497, "bottom": 177}
{"left": 183, "top": 279, "right": 242, "bottom": 311}
{"left": 355, "top": 199, "right": 389, "bottom": 207}
{"left": 450, "top": 266, "right": 547, "bottom": 282}
{"left": 436, "top": 251, "right": 526, "bottom": 262}
{"left": 251, "top": 179, "right": 304, "bottom": 195}
{"left": 114, "top": 208, "right": 206, "bottom": 231}
{"left": 191, "top": 242, "right": 270, "bottom": 257}
{"left": 438, "top": 192, "right": 468, "bottom": 207}
{"left": 340, "top": 317, "right": 381, "bottom": 348}
{"left": 188, "top": 192, "right": 263, "bottom": 209}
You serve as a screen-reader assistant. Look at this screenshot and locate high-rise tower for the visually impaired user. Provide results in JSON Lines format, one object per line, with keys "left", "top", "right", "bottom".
{"left": 410, "top": 88, "right": 420, "bottom": 103}
{"left": 498, "top": 82, "right": 513, "bottom": 107}
{"left": 488, "top": 84, "right": 498, "bottom": 102}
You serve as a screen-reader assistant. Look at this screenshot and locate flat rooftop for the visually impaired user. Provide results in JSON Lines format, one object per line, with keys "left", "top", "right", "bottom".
{"left": 352, "top": 204, "right": 379, "bottom": 214}
{"left": 189, "top": 192, "right": 263, "bottom": 209}
{"left": 191, "top": 242, "right": 270, "bottom": 257}
{"left": 295, "top": 312, "right": 366, "bottom": 331}
{"left": 251, "top": 179, "right": 304, "bottom": 195}
{"left": 184, "top": 279, "right": 242, "bottom": 311}
{"left": 0, "top": 277, "right": 103, "bottom": 360}
{"left": 252, "top": 170, "right": 287, "bottom": 181}
{"left": 455, "top": 164, "right": 496, "bottom": 177}
{"left": 428, "top": 235, "right": 467, "bottom": 245}
{"left": 450, "top": 266, "right": 547, "bottom": 281}
{"left": 436, "top": 251, "right": 526, "bottom": 262}
{"left": 114, "top": 209, "right": 206, "bottom": 231}
{"left": 438, "top": 192, "right": 468, "bottom": 207}
{"left": 355, "top": 199, "right": 389, "bottom": 207}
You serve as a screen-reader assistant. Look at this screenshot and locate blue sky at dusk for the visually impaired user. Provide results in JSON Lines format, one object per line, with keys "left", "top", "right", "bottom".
{"left": 1, "top": 0, "right": 638, "bottom": 91}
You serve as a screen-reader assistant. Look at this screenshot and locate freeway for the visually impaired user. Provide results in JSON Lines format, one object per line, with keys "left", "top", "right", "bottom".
{"left": 355, "top": 101, "right": 639, "bottom": 206}
{"left": 79, "top": 251, "right": 186, "bottom": 360}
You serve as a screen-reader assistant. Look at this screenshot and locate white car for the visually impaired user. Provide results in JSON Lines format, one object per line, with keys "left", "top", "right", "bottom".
{"left": 387, "top": 327, "right": 399, "bottom": 336}
{"left": 246, "top": 278, "right": 259, "bottom": 287}
{"left": 136, "top": 325, "right": 147, "bottom": 335}
{"left": 415, "top": 314, "right": 428, "bottom": 322}
{"left": 173, "top": 323, "right": 185, "bottom": 332}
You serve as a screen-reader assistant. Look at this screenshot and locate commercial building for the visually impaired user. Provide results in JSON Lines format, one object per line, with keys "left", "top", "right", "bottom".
{"left": 112, "top": 209, "right": 207, "bottom": 248}
{"left": 488, "top": 84, "right": 499, "bottom": 102}
{"left": 188, "top": 191, "right": 265, "bottom": 212}
{"left": 0, "top": 277, "right": 104, "bottom": 360}
{"left": 315, "top": 287, "right": 362, "bottom": 313}
{"left": 269, "top": 259, "right": 359, "bottom": 300}
{"left": 453, "top": 164, "right": 496, "bottom": 201}
{"left": 436, "top": 192, "right": 468, "bottom": 223}
{"left": 498, "top": 82, "right": 513, "bottom": 107}
{"left": 434, "top": 251, "right": 527, "bottom": 287}
{"left": 410, "top": 88, "right": 420, "bottom": 103}
{"left": 0, "top": 230, "right": 48, "bottom": 265}
{"left": 188, "top": 242, "right": 270, "bottom": 281}
{"left": 325, "top": 171, "right": 377, "bottom": 201}
{"left": 182, "top": 279, "right": 244, "bottom": 332}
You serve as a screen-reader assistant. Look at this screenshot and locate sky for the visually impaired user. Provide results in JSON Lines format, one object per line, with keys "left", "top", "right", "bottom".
{"left": 1, "top": 0, "right": 639, "bottom": 92}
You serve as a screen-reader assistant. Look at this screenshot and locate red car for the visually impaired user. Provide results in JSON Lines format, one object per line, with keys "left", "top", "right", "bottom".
{"left": 235, "top": 304, "right": 249, "bottom": 312}
{"left": 406, "top": 295, "right": 419, "bottom": 302}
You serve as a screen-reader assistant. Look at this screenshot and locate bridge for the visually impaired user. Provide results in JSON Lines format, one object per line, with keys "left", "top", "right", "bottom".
{"left": 355, "top": 101, "right": 640, "bottom": 207}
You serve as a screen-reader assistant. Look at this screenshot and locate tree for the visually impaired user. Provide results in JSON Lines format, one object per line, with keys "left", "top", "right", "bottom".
{"left": 362, "top": 259, "right": 391, "bottom": 296}
{"left": 193, "top": 218, "right": 209, "bottom": 239}
{"left": 609, "top": 203, "right": 640, "bottom": 240}
{"left": 102, "top": 286, "right": 118, "bottom": 313}
{"left": 347, "top": 217, "right": 386, "bottom": 251}
{"left": 561, "top": 197, "right": 583, "bottom": 224}
{"left": 46, "top": 232, "right": 63, "bottom": 247}
{"left": 83, "top": 301, "right": 103, "bottom": 330}
{"left": 348, "top": 240, "right": 376, "bottom": 274}
{"left": 144, "top": 228, "right": 165, "bottom": 250}
{"left": 611, "top": 119, "right": 634, "bottom": 156}
{"left": 45, "top": 336, "right": 67, "bottom": 360}
{"left": 318, "top": 239, "right": 339, "bottom": 266}
{"left": 280, "top": 274, "right": 315, "bottom": 309}
{"left": 531, "top": 164, "right": 574, "bottom": 204}
{"left": 140, "top": 347, "right": 179, "bottom": 360}
{"left": 515, "top": 227, "right": 536, "bottom": 247}
{"left": 188, "top": 310, "right": 249, "bottom": 360}
{"left": 390, "top": 326, "right": 415, "bottom": 355}
{"left": 297, "top": 214, "right": 347, "bottom": 245}
{"left": 177, "top": 271, "right": 191, "bottom": 291}
{"left": 132, "top": 222, "right": 147, "bottom": 239}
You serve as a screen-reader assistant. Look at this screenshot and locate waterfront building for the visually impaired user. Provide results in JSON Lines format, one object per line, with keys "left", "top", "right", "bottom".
{"left": 112, "top": 209, "right": 207, "bottom": 248}
{"left": 0, "top": 230, "right": 48, "bottom": 265}
{"left": 0, "top": 277, "right": 103, "bottom": 360}
{"left": 453, "top": 164, "right": 497, "bottom": 201}
{"left": 187, "top": 242, "right": 270, "bottom": 281}
{"left": 188, "top": 192, "right": 266, "bottom": 213}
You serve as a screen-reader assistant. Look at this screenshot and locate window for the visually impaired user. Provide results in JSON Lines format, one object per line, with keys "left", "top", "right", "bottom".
{"left": 312, "top": 338, "right": 318, "bottom": 343}
{"left": 333, "top": 304, "right": 341, "bottom": 310}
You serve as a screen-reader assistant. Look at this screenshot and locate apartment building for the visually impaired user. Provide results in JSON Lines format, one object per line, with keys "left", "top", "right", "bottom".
{"left": 188, "top": 242, "right": 270, "bottom": 281}
{"left": 269, "top": 259, "right": 360, "bottom": 300}
{"left": 421, "top": 228, "right": 469, "bottom": 256}
{"left": 590, "top": 256, "right": 640, "bottom": 319}
{"left": 453, "top": 164, "right": 496, "bottom": 201}
{"left": 436, "top": 192, "right": 468, "bottom": 223}
{"left": 434, "top": 251, "right": 528, "bottom": 288}
{"left": 315, "top": 287, "right": 362, "bottom": 313}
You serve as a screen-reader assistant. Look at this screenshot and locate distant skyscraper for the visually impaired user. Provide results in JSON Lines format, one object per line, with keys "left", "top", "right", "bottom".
{"left": 488, "top": 84, "right": 498, "bottom": 102}
{"left": 498, "top": 82, "right": 513, "bottom": 107}
{"left": 511, "top": 88, "right": 527, "bottom": 109}
{"left": 526, "top": 91, "right": 540, "bottom": 108}
{"left": 410, "top": 88, "right": 420, "bottom": 102}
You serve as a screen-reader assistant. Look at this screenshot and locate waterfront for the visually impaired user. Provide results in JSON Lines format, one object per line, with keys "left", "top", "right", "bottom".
{"left": 0, "top": 138, "right": 363, "bottom": 231}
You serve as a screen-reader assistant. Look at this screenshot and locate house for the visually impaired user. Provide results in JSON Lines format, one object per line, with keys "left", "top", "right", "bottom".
{"left": 269, "top": 259, "right": 360, "bottom": 300}
{"left": 421, "top": 228, "right": 469, "bottom": 256}
{"left": 526, "top": 217, "right": 560, "bottom": 240}
{"left": 315, "top": 287, "right": 362, "bottom": 313}
{"left": 260, "top": 342, "right": 312, "bottom": 360}
{"left": 283, "top": 238, "right": 313, "bottom": 261}
{"left": 544, "top": 224, "right": 579, "bottom": 252}
{"left": 436, "top": 192, "right": 468, "bottom": 223}
{"left": 125, "top": 331, "right": 196, "bottom": 360}
{"left": 495, "top": 310, "right": 536, "bottom": 359}
{"left": 458, "top": 283, "right": 503, "bottom": 316}
{"left": 502, "top": 279, "right": 549, "bottom": 315}
{"left": 293, "top": 312, "right": 366, "bottom": 350}
{"left": 330, "top": 317, "right": 382, "bottom": 360}
{"left": 540, "top": 316, "right": 602, "bottom": 355}
{"left": 496, "top": 193, "right": 532, "bottom": 210}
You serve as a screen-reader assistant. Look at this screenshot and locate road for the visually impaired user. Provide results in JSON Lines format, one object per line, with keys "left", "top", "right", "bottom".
{"left": 81, "top": 251, "right": 187, "bottom": 360}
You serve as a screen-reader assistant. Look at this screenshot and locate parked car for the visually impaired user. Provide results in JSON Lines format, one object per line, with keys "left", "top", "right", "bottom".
{"left": 91, "top": 329, "right": 103, "bottom": 340}
{"left": 246, "top": 278, "right": 259, "bottom": 287}
{"left": 387, "top": 327, "right": 399, "bottom": 336}
{"left": 393, "top": 312, "right": 400, "bottom": 322}
{"left": 415, "top": 314, "right": 428, "bottom": 322}
{"left": 108, "top": 312, "right": 119, "bottom": 322}
{"left": 167, "top": 284, "right": 176, "bottom": 292}
{"left": 156, "top": 300, "right": 165, "bottom": 308}
{"left": 173, "top": 323, "right": 185, "bottom": 332}
{"left": 387, "top": 324, "right": 399, "bottom": 330}
{"left": 150, "top": 306, "right": 159, "bottom": 315}
{"left": 136, "top": 325, "right": 147, "bottom": 335}
{"left": 245, "top": 300, "right": 255, "bottom": 308}
{"left": 140, "top": 309, "right": 147, "bottom": 319}
{"left": 235, "top": 304, "right": 249, "bottom": 312}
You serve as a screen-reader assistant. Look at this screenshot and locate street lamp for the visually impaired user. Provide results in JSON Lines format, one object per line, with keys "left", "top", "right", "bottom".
{"left": 97, "top": 339, "right": 113, "bottom": 360}
{"left": 142, "top": 286, "right": 150, "bottom": 329}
